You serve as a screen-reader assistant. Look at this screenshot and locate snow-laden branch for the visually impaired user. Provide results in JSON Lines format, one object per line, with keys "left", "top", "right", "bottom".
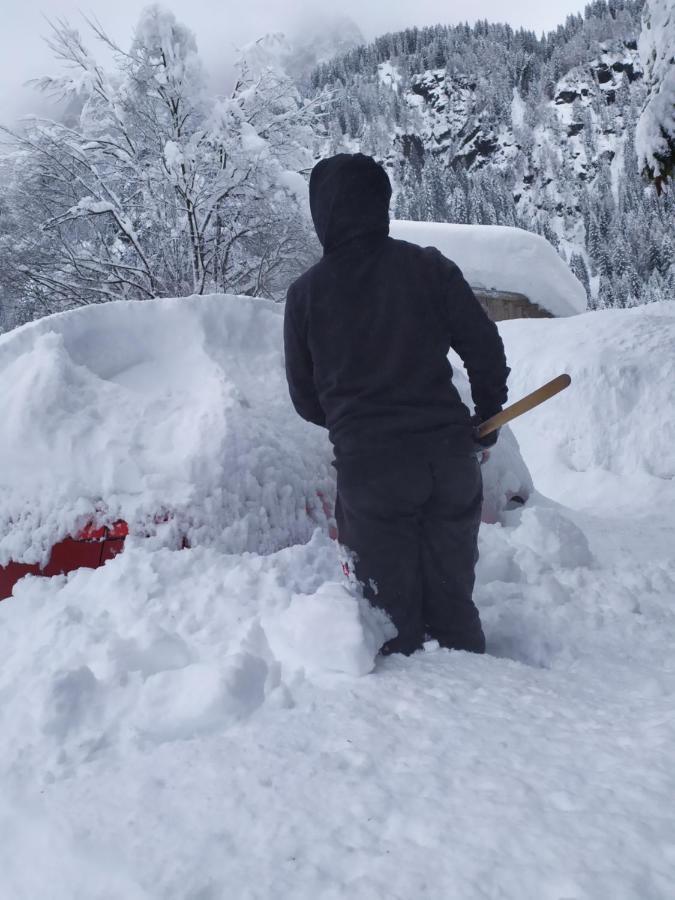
{"left": 1, "top": 7, "right": 323, "bottom": 316}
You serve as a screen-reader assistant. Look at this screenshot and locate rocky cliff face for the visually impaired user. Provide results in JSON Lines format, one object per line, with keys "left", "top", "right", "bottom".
{"left": 387, "top": 40, "right": 645, "bottom": 254}
{"left": 310, "top": 5, "right": 674, "bottom": 307}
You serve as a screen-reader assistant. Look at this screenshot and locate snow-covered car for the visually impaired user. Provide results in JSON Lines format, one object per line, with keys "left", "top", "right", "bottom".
{"left": 0, "top": 294, "right": 532, "bottom": 598}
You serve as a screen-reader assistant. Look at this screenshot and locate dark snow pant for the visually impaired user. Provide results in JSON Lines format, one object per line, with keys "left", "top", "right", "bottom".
{"left": 335, "top": 447, "right": 485, "bottom": 656}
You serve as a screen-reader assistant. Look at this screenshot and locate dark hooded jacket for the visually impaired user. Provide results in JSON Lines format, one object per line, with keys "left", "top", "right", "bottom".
{"left": 284, "top": 153, "right": 509, "bottom": 458}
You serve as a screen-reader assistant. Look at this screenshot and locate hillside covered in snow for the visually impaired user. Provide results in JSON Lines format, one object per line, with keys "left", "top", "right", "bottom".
{"left": 637, "top": 0, "right": 675, "bottom": 189}
{"left": 1, "top": 294, "right": 674, "bottom": 898}
{"left": 311, "top": 0, "right": 674, "bottom": 308}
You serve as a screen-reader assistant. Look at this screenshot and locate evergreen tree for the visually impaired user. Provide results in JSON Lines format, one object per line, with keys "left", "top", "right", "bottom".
{"left": 570, "top": 252, "right": 592, "bottom": 298}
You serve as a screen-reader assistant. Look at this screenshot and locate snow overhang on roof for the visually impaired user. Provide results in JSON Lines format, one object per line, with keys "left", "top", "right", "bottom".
{"left": 390, "top": 220, "right": 587, "bottom": 317}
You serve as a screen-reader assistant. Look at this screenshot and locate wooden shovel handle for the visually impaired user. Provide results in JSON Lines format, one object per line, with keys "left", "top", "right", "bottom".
{"left": 476, "top": 373, "right": 572, "bottom": 438}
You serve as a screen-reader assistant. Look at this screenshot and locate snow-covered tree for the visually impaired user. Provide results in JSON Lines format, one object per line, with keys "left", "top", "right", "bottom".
{"left": 312, "top": 3, "right": 671, "bottom": 309}
{"left": 636, "top": 0, "right": 675, "bottom": 192}
{"left": 0, "top": 7, "right": 321, "bottom": 319}
{"left": 569, "top": 252, "right": 591, "bottom": 299}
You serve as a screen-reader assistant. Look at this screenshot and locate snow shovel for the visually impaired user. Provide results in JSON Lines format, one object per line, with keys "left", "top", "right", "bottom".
{"left": 476, "top": 373, "right": 571, "bottom": 439}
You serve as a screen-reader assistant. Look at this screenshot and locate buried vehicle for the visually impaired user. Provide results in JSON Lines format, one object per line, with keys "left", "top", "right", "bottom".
{"left": 0, "top": 294, "right": 532, "bottom": 600}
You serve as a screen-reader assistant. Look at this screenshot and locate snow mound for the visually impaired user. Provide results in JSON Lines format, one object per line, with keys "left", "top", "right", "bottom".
{"left": 264, "top": 581, "right": 396, "bottom": 677}
{"left": 390, "top": 219, "right": 587, "bottom": 317}
{"left": 500, "top": 301, "right": 675, "bottom": 511}
{"left": 2, "top": 460, "right": 674, "bottom": 899}
{"left": 0, "top": 532, "right": 395, "bottom": 787}
{"left": 0, "top": 294, "right": 334, "bottom": 566}
{"left": 0, "top": 290, "right": 532, "bottom": 710}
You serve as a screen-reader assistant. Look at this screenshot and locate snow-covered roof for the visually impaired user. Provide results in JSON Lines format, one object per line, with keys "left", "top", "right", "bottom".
{"left": 390, "top": 220, "right": 587, "bottom": 317}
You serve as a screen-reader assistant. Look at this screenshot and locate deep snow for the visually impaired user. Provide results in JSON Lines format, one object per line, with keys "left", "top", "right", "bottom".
{"left": 0, "top": 296, "right": 334, "bottom": 567}
{"left": 1, "top": 297, "right": 674, "bottom": 900}
{"left": 499, "top": 302, "right": 675, "bottom": 514}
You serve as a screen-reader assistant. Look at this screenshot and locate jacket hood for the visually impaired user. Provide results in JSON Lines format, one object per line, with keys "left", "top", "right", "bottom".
{"left": 309, "top": 153, "right": 392, "bottom": 251}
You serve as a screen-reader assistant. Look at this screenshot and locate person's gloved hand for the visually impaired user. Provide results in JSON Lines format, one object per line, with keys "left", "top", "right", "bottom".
{"left": 474, "top": 427, "right": 500, "bottom": 449}
{"left": 471, "top": 414, "right": 500, "bottom": 452}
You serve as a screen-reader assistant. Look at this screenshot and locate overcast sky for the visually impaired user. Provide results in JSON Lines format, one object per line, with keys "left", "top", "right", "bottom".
{"left": 1, "top": 0, "right": 589, "bottom": 122}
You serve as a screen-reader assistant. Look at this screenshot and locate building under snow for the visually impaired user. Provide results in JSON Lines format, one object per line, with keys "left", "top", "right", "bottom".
{"left": 390, "top": 221, "right": 587, "bottom": 321}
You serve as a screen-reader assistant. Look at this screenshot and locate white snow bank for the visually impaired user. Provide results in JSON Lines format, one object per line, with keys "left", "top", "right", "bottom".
{"left": 390, "top": 219, "right": 587, "bottom": 317}
{"left": 0, "top": 532, "right": 392, "bottom": 788}
{"left": 2, "top": 473, "right": 675, "bottom": 899}
{"left": 2, "top": 301, "right": 675, "bottom": 898}
{"left": 499, "top": 301, "right": 675, "bottom": 512}
{"left": 0, "top": 289, "right": 530, "bottom": 689}
{"left": 0, "top": 498, "right": 592, "bottom": 794}
{"left": 0, "top": 294, "right": 334, "bottom": 566}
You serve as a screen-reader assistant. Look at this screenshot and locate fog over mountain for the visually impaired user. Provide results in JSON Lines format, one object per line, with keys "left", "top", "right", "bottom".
{"left": 0, "top": 1, "right": 589, "bottom": 122}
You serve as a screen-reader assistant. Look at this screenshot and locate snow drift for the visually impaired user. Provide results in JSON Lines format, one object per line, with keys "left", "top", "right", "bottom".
{"left": 0, "top": 295, "right": 333, "bottom": 567}
{"left": 391, "top": 219, "right": 587, "bottom": 317}
{"left": 1, "top": 300, "right": 675, "bottom": 899}
{"left": 499, "top": 301, "right": 675, "bottom": 512}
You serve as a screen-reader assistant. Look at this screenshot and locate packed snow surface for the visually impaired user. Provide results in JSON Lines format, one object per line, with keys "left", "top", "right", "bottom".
{"left": 390, "top": 219, "right": 588, "bottom": 317}
{"left": 1, "top": 297, "right": 675, "bottom": 899}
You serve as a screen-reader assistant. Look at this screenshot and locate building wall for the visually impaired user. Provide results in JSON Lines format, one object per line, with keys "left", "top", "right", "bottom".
{"left": 473, "top": 289, "right": 553, "bottom": 322}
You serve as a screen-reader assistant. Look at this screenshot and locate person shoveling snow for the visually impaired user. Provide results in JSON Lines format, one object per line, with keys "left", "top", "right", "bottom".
{"left": 284, "top": 153, "right": 510, "bottom": 656}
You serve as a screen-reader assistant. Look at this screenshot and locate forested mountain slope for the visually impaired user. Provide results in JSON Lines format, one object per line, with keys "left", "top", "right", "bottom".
{"left": 310, "top": 0, "right": 674, "bottom": 307}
